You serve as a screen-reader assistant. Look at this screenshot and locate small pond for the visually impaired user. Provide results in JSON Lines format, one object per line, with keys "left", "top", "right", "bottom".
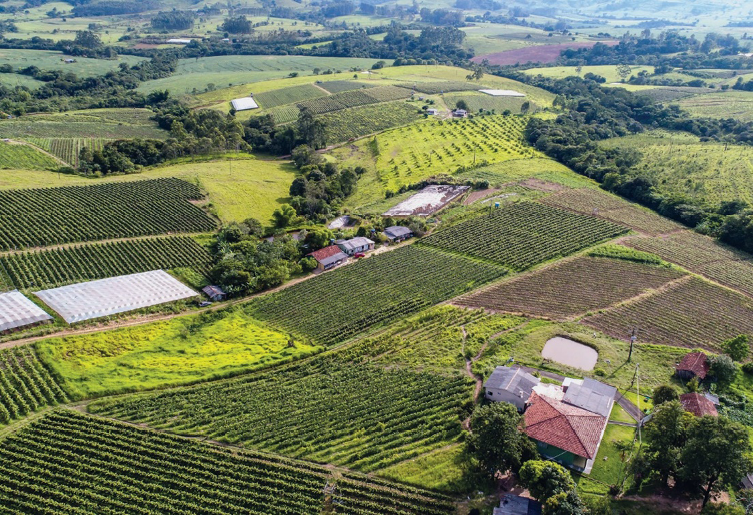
{"left": 541, "top": 337, "right": 598, "bottom": 371}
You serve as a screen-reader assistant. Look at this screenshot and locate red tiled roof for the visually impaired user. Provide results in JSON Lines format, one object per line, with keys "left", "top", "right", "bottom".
{"left": 680, "top": 392, "right": 718, "bottom": 417}
{"left": 308, "top": 245, "right": 345, "bottom": 262}
{"left": 676, "top": 352, "right": 709, "bottom": 380}
{"left": 524, "top": 392, "right": 607, "bottom": 459}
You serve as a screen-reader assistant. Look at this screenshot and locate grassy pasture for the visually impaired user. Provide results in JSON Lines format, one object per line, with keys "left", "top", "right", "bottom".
{"left": 523, "top": 65, "right": 655, "bottom": 83}
{"left": 0, "top": 108, "right": 167, "bottom": 139}
{"left": 673, "top": 90, "right": 753, "bottom": 121}
{"left": 138, "top": 56, "right": 390, "bottom": 94}
{"left": 37, "top": 308, "right": 321, "bottom": 399}
{"left": 453, "top": 158, "right": 595, "bottom": 189}
{"left": 0, "top": 49, "right": 143, "bottom": 76}
{"left": 443, "top": 91, "right": 533, "bottom": 113}
{"left": 601, "top": 131, "right": 753, "bottom": 206}
{"left": 0, "top": 141, "right": 60, "bottom": 169}
{"left": 0, "top": 72, "right": 44, "bottom": 89}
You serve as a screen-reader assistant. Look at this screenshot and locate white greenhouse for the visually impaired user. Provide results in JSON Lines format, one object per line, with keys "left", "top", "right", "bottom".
{"left": 35, "top": 270, "right": 199, "bottom": 324}
{"left": 0, "top": 290, "right": 53, "bottom": 332}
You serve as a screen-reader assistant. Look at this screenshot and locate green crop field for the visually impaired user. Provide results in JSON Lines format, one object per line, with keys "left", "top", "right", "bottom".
{"left": 397, "top": 81, "right": 480, "bottom": 94}
{"left": 0, "top": 72, "right": 44, "bottom": 89}
{"left": 0, "top": 141, "right": 60, "bottom": 170}
{"left": 522, "top": 65, "right": 655, "bottom": 83}
{"left": 138, "top": 56, "right": 392, "bottom": 94}
{"left": 540, "top": 187, "right": 685, "bottom": 236}
{"left": 581, "top": 276, "right": 753, "bottom": 350}
{"left": 421, "top": 201, "right": 627, "bottom": 270}
{"left": 254, "top": 83, "right": 327, "bottom": 109}
{"left": 36, "top": 308, "right": 321, "bottom": 398}
{"left": 600, "top": 130, "right": 753, "bottom": 206}
{"left": 322, "top": 101, "right": 423, "bottom": 144}
{"left": 0, "top": 178, "right": 216, "bottom": 250}
{"left": 258, "top": 104, "right": 301, "bottom": 125}
{"left": 88, "top": 348, "right": 475, "bottom": 473}
{"left": 296, "top": 88, "right": 380, "bottom": 114}
{"left": 672, "top": 90, "right": 753, "bottom": 121}
{"left": 452, "top": 158, "right": 595, "bottom": 189}
{"left": 249, "top": 245, "right": 507, "bottom": 345}
{"left": 319, "top": 80, "right": 376, "bottom": 93}
{"left": 1, "top": 236, "right": 212, "bottom": 290}
{"left": 460, "top": 255, "right": 685, "bottom": 319}
{"left": 0, "top": 410, "right": 455, "bottom": 515}
{"left": 0, "top": 346, "right": 69, "bottom": 425}
{"left": 0, "top": 108, "right": 167, "bottom": 140}
{"left": 336, "top": 114, "right": 545, "bottom": 208}
{"left": 0, "top": 49, "right": 144, "bottom": 77}
{"left": 26, "top": 138, "right": 112, "bottom": 166}
{"left": 625, "top": 231, "right": 753, "bottom": 299}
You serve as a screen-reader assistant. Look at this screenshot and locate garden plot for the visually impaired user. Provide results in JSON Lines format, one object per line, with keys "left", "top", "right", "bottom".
{"left": 35, "top": 270, "right": 198, "bottom": 324}
{"left": 383, "top": 185, "right": 469, "bottom": 217}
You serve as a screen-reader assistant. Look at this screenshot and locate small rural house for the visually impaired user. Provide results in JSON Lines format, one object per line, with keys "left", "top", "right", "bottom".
{"left": 202, "top": 285, "right": 227, "bottom": 302}
{"left": 383, "top": 226, "right": 413, "bottom": 242}
{"left": 680, "top": 392, "right": 718, "bottom": 417}
{"left": 336, "top": 237, "right": 374, "bottom": 256}
{"left": 453, "top": 109, "right": 467, "bottom": 118}
{"left": 483, "top": 366, "right": 540, "bottom": 411}
{"left": 63, "top": 58, "right": 76, "bottom": 64}
{"left": 493, "top": 494, "right": 542, "bottom": 515}
{"left": 308, "top": 245, "right": 349, "bottom": 272}
{"left": 426, "top": 108, "right": 439, "bottom": 115}
{"left": 676, "top": 352, "right": 709, "bottom": 381}
{"left": 523, "top": 377, "right": 615, "bottom": 473}
{"left": 741, "top": 473, "right": 753, "bottom": 490}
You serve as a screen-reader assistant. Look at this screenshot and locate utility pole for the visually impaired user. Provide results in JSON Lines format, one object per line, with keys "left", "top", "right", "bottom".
{"left": 628, "top": 327, "right": 637, "bottom": 362}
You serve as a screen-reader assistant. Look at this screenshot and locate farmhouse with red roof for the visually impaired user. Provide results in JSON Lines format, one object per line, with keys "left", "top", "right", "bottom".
{"left": 307, "top": 245, "right": 348, "bottom": 272}
{"left": 680, "top": 392, "right": 718, "bottom": 417}
{"left": 675, "top": 352, "right": 709, "bottom": 381}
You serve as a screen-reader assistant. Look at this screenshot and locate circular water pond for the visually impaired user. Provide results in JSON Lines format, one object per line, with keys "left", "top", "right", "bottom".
{"left": 542, "top": 337, "right": 598, "bottom": 371}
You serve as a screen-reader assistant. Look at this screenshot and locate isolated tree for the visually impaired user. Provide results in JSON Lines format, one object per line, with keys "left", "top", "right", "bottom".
{"left": 544, "top": 489, "right": 587, "bottom": 515}
{"left": 74, "top": 30, "right": 102, "bottom": 49}
{"left": 709, "top": 354, "right": 738, "bottom": 389}
{"left": 520, "top": 101, "right": 531, "bottom": 115}
{"left": 272, "top": 204, "right": 297, "bottom": 228}
{"left": 304, "top": 227, "right": 334, "bottom": 250}
{"left": 679, "top": 416, "right": 753, "bottom": 507}
{"left": 519, "top": 460, "right": 575, "bottom": 502}
{"left": 241, "top": 218, "right": 264, "bottom": 238}
{"left": 465, "top": 402, "right": 535, "bottom": 477}
{"left": 455, "top": 99, "right": 469, "bottom": 111}
{"left": 642, "top": 400, "right": 690, "bottom": 485}
{"left": 222, "top": 15, "right": 251, "bottom": 34}
{"left": 722, "top": 334, "right": 750, "bottom": 362}
{"left": 652, "top": 385, "right": 679, "bottom": 405}
{"left": 616, "top": 63, "right": 632, "bottom": 82}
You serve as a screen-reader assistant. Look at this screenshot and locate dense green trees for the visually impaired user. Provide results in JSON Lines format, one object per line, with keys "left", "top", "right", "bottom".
{"left": 519, "top": 460, "right": 586, "bottom": 515}
{"left": 722, "top": 335, "right": 750, "bottom": 362}
{"left": 652, "top": 385, "right": 679, "bottom": 405}
{"left": 222, "top": 16, "right": 252, "bottom": 34}
{"left": 465, "top": 402, "right": 536, "bottom": 478}
{"left": 151, "top": 11, "right": 197, "bottom": 30}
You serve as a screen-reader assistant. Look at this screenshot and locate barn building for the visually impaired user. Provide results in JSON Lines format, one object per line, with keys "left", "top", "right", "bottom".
{"left": 675, "top": 352, "right": 709, "bottom": 381}
{"left": 383, "top": 226, "right": 413, "bottom": 242}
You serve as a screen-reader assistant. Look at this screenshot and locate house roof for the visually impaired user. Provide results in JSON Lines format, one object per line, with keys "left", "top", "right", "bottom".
{"left": 493, "top": 495, "right": 542, "bottom": 515}
{"left": 562, "top": 379, "right": 616, "bottom": 418}
{"left": 525, "top": 392, "right": 607, "bottom": 459}
{"left": 677, "top": 352, "right": 709, "bottom": 379}
{"left": 202, "top": 285, "right": 226, "bottom": 297}
{"left": 383, "top": 226, "right": 412, "bottom": 238}
{"left": 484, "top": 366, "right": 539, "bottom": 400}
{"left": 338, "top": 237, "right": 374, "bottom": 250}
{"left": 680, "top": 392, "right": 719, "bottom": 417}
{"left": 308, "top": 245, "right": 348, "bottom": 264}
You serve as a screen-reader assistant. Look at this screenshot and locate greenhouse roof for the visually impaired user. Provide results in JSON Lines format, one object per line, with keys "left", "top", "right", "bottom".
{"left": 231, "top": 97, "right": 259, "bottom": 111}
{"left": 35, "top": 270, "right": 198, "bottom": 324}
{"left": 0, "top": 290, "right": 52, "bottom": 332}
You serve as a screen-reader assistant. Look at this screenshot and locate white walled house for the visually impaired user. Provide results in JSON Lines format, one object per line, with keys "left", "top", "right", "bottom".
{"left": 483, "top": 366, "right": 540, "bottom": 411}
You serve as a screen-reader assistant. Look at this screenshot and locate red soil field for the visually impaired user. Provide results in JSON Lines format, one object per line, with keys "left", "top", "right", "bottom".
{"left": 472, "top": 41, "right": 618, "bottom": 66}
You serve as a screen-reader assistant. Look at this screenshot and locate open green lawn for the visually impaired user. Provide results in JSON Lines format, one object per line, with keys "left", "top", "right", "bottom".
{"left": 609, "top": 403, "right": 636, "bottom": 423}
{"left": 588, "top": 424, "right": 636, "bottom": 485}
{"left": 36, "top": 308, "right": 322, "bottom": 399}
{"left": 0, "top": 49, "right": 144, "bottom": 77}
{"left": 600, "top": 130, "right": 753, "bottom": 207}
{"left": 138, "top": 56, "right": 391, "bottom": 94}
{"left": 523, "top": 65, "right": 655, "bottom": 83}
{"left": 379, "top": 444, "right": 471, "bottom": 494}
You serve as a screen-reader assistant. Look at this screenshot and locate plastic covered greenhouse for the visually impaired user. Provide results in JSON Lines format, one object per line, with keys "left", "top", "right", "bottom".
{"left": 0, "top": 290, "right": 53, "bottom": 332}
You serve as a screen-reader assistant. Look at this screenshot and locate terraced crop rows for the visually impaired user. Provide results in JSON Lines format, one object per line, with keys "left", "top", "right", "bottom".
{"left": 319, "top": 80, "right": 376, "bottom": 93}
{"left": 248, "top": 245, "right": 506, "bottom": 345}
{"left": 254, "top": 84, "right": 327, "bottom": 109}
{"left": 90, "top": 354, "right": 474, "bottom": 473}
{"left": 322, "top": 102, "right": 422, "bottom": 144}
{"left": 0, "top": 347, "right": 68, "bottom": 425}
{"left": 26, "top": 138, "right": 113, "bottom": 166}
{"left": 581, "top": 276, "right": 753, "bottom": 349}
{"left": 297, "top": 89, "right": 380, "bottom": 114}
{"left": 540, "top": 188, "right": 684, "bottom": 236}
{"left": 261, "top": 104, "right": 301, "bottom": 125}
{"left": 625, "top": 231, "right": 753, "bottom": 299}
{"left": 0, "top": 141, "right": 60, "bottom": 170}
{"left": 0, "top": 410, "right": 456, "bottom": 515}
{"left": 460, "top": 256, "right": 686, "bottom": 319}
{"left": 421, "top": 202, "right": 627, "bottom": 270}
{"left": 396, "top": 81, "right": 479, "bottom": 94}
{"left": 0, "top": 178, "right": 216, "bottom": 251}
{"left": 1, "top": 236, "right": 212, "bottom": 290}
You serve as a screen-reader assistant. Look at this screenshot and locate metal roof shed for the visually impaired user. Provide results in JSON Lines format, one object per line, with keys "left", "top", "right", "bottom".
{"left": 0, "top": 291, "right": 52, "bottom": 332}
{"left": 231, "top": 97, "right": 259, "bottom": 111}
